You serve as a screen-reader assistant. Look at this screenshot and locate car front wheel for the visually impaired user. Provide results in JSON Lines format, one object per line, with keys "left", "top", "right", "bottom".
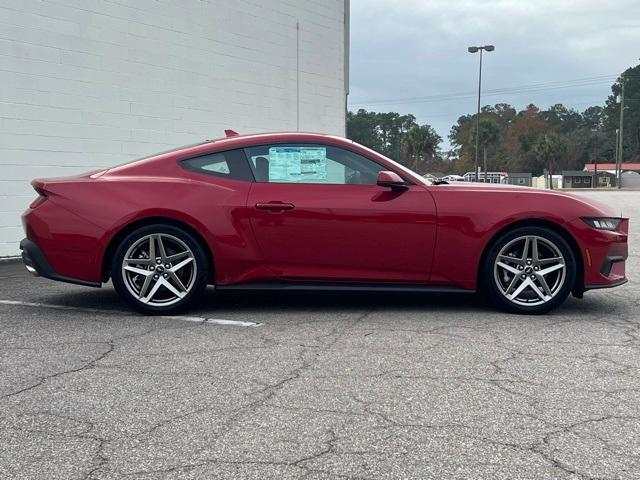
{"left": 483, "top": 226, "right": 576, "bottom": 314}
{"left": 111, "top": 224, "right": 209, "bottom": 315}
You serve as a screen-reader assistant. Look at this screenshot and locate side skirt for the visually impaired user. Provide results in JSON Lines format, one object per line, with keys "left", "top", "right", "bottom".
{"left": 215, "top": 281, "right": 475, "bottom": 294}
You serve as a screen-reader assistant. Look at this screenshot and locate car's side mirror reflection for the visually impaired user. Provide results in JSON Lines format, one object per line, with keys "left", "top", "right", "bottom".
{"left": 377, "top": 171, "right": 408, "bottom": 191}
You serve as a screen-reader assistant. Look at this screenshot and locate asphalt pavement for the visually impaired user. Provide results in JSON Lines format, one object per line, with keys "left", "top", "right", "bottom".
{"left": 1, "top": 190, "right": 639, "bottom": 480}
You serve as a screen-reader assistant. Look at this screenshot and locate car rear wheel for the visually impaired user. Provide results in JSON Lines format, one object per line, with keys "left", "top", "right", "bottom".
{"left": 111, "top": 224, "right": 208, "bottom": 315}
{"left": 483, "top": 226, "right": 576, "bottom": 314}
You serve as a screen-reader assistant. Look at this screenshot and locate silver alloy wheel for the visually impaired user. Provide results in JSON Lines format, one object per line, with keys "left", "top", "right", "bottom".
{"left": 121, "top": 233, "right": 197, "bottom": 307}
{"left": 493, "top": 235, "right": 566, "bottom": 307}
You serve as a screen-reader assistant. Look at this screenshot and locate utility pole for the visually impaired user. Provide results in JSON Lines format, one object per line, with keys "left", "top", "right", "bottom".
{"left": 617, "top": 77, "right": 625, "bottom": 189}
{"left": 483, "top": 148, "right": 488, "bottom": 183}
{"left": 614, "top": 128, "right": 619, "bottom": 184}
{"left": 593, "top": 134, "right": 598, "bottom": 189}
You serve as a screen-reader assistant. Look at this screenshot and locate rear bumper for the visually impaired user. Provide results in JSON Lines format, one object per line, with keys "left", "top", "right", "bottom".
{"left": 20, "top": 238, "right": 101, "bottom": 288}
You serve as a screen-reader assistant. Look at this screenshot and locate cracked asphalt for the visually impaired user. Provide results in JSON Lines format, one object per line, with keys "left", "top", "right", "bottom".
{"left": 1, "top": 190, "right": 639, "bottom": 480}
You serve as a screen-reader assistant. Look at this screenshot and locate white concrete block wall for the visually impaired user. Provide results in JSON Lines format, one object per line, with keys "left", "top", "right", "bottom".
{"left": 0, "top": 0, "right": 348, "bottom": 256}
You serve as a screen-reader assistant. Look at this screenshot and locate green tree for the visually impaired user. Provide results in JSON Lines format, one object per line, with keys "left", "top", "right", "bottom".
{"left": 581, "top": 106, "right": 604, "bottom": 130}
{"left": 346, "top": 109, "right": 382, "bottom": 152}
{"left": 346, "top": 109, "right": 418, "bottom": 162}
{"left": 540, "top": 104, "right": 582, "bottom": 133}
{"left": 534, "top": 132, "right": 568, "bottom": 189}
{"left": 449, "top": 103, "right": 516, "bottom": 174}
{"left": 603, "top": 64, "right": 640, "bottom": 162}
{"left": 402, "top": 124, "right": 442, "bottom": 174}
{"left": 470, "top": 119, "right": 501, "bottom": 180}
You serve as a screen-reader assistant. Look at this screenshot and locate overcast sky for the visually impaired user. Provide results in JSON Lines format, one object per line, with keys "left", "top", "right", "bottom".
{"left": 348, "top": 0, "right": 640, "bottom": 148}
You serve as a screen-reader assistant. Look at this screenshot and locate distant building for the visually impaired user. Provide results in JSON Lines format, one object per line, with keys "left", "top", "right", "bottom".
{"left": 533, "top": 174, "right": 562, "bottom": 189}
{"left": 441, "top": 174, "right": 465, "bottom": 182}
{"left": 594, "top": 172, "right": 617, "bottom": 188}
{"left": 562, "top": 171, "right": 593, "bottom": 188}
{"left": 423, "top": 173, "right": 439, "bottom": 182}
{"left": 506, "top": 173, "right": 532, "bottom": 187}
{"left": 621, "top": 171, "right": 640, "bottom": 188}
{"left": 463, "top": 171, "right": 508, "bottom": 183}
{"left": 584, "top": 163, "right": 640, "bottom": 174}
{"left": 424, "top": 172, "right": 447, "bottom": 182}
{"left": 562, "top": 170, "right": 616, "bottom": 188}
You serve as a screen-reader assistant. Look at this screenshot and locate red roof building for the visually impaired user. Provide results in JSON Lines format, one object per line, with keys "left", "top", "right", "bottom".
{"left": 584, "top": 163, "right": 640, "bottom": 173}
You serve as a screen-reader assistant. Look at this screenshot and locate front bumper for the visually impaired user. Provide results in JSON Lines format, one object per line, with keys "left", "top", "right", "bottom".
{"left": 568, "top": 217, "right": 629, "bottom": 291}
{"left": 20, "top": 238, "right": 101, "bottom": 288}
{"left": 584, "top": 253, "right": 628, "bottom": 290}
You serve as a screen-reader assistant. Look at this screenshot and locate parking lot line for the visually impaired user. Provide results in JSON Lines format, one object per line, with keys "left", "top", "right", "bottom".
{"left": 0, "top": 300, "right": 263, "bottom": 327}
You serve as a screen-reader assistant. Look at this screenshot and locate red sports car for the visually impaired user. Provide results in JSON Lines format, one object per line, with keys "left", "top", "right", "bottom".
{"left": 21, "top": 131, "right": 628, "bottom": 315}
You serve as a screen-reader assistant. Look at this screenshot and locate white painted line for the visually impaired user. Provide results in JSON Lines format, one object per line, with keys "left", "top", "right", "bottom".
{"left": 0, "top": 300, "right": 262, "bottom": 327}
{"left": 0, "top": 299, "right": 124, "bottom": 314}
{"left": 163, "top": 315, "right": 262, "bottom": 327}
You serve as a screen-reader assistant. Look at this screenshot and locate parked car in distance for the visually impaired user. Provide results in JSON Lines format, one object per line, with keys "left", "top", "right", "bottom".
{"left": 21, "top": 132, "right": 628, "bottom": 315}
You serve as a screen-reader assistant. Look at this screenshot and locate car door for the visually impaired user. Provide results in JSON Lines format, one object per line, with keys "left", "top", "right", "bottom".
{"left": 245, "top": 143, "right": 437, "bottom": 283}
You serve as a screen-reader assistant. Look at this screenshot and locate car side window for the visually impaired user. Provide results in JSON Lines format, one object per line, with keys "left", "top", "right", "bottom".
{"left": 180, "top": 149, "right": 253, "bottom": 181}
{"left": 244, "top": 144, "right": 386, "bottom": 185}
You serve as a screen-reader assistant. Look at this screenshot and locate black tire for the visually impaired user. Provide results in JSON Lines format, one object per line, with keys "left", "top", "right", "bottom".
{"left": 111, "top": 224, "right": 209, "bottom": 315}
{"left": 482, "top": 226, "right": 576, "bottom": 315}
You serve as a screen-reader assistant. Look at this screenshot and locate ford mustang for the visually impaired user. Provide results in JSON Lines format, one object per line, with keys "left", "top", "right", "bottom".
{"left": 20, "top": 131, "right": 628, "bottom": 315}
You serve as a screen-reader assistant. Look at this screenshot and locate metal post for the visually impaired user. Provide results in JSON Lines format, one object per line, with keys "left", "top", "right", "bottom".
{"left": 474, "top": 49, "right": 483, "bottom": 182}
{"left": 468, "top": 45, "right": 493, "bottom": 182}
{"left": 483, "top": 147, "right": 488, "bottom": 183}
{"left": 617, "top": 79, "right": 625, "bottom": 189}
{"left": 296, "top": 21, "right": 300, "bottom": 132}
{"left": 593, "top": 131, "right": 598, "bottom": 189}
{"left": 614, "top": 129, "right": 619, "bottom": 186}
{"left": 594, "top": 153, "right": 598, "bottom": 189}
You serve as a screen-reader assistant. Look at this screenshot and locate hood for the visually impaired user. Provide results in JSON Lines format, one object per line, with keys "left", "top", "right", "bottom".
{"left": 436, "top": 182, "right": 619, "bottom": 217}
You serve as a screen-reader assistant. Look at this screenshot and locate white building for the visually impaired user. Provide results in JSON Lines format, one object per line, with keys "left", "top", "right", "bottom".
{"left": 0, "top": 0, "right": 350, "bottom": 256}
{"left": 462, "top": 171, "right": 508, "bottom": 183}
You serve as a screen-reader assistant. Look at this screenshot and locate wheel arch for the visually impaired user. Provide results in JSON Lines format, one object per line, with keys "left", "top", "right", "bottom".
{"left": 101, "top": 216, "right": 215, "bottom": 284}
{"left": 476, "top": 218, "right": 584, "bottom": 294}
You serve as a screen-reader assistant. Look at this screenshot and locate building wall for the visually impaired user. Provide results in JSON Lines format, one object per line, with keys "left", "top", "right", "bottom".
{"left": 506, "top": 175, "right": 532, "bottom": 187}
{"left": 621, "top": 172, "right": 640, "bottom": 188}
{"left": 563, "top": 176, "right": 593, "bottom": 188}
{"left": 0, "top": 0, "right": 348, "bottom": 256}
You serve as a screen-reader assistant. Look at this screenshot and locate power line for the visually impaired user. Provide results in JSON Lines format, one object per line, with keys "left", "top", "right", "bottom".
{"left": 349, "top": 74, "right": 619, "bottom": 107}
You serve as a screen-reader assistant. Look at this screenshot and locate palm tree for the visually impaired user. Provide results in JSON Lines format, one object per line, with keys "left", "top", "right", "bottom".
{"left": 402, "top": 125, "right": 442, "bottom": 173}
{"left": 470, "top": 119, "right": 501, "bottom": 181}
{"left": 534, "top": 132, "right": 568, "bottom": 189}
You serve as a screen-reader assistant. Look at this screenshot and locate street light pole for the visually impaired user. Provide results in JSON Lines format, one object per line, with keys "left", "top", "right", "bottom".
{"left": 468, "top": 45, "right": 494, "bottom": 182}
{"left": 475, "top": 48, "right": 483, "bottom": 183}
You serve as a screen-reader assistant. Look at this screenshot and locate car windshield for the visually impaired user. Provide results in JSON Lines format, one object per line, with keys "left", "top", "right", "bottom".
{"left": 350, "top": 142, "right": 433, "bottom": 186}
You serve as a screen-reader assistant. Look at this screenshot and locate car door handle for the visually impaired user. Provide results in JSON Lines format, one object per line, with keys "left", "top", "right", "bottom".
{"left": 255, "top": 202, "right": 295, "bottom": 212}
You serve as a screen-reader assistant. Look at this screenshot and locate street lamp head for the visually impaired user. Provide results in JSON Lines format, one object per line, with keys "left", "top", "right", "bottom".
{"left": 468, "top": 46, "right": 479, "bottom": 53}
{"left": 484, "top": 45, "right": 495, "bottom": 51}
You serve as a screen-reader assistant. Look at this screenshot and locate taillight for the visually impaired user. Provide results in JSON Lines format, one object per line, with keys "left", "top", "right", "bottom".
{"left": 29, "top": 187, "right": 48, "bottom": 209}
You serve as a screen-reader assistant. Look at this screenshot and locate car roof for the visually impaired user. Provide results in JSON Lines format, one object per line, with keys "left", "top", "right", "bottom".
{"left": 206, "top": 131, "right": 349, "bottom": 148}
{"left": 166, "top": 132, "right": 360, "bottom": 160}
{"left": 104, "top": 131, "right": 431, "bottom": 187}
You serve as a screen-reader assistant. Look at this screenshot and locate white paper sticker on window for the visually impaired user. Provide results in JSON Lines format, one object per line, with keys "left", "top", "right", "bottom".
{"left": 268, "top": 146, "right": 327, "bottom": 182}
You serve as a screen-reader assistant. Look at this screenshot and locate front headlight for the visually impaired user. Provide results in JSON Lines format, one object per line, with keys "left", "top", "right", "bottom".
{"left": 581, "top": 217, "right": 622, "bottom": 231}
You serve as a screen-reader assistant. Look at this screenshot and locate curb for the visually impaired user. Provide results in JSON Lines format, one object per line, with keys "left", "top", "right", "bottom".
{"left": 0, "top": 257, "right": 21, "bottom": 264}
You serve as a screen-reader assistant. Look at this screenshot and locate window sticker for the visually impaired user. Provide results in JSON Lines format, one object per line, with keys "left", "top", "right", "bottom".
{"left": 299, "top": 147, "right": 327, "bottom": 181}
{"left": 268, "top": 146, "right": 327, "bottom": 182}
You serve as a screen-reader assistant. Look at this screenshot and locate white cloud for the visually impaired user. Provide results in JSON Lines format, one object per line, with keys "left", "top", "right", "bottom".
{"left": 349, "top": 0, "right": 640, "bottom": 146}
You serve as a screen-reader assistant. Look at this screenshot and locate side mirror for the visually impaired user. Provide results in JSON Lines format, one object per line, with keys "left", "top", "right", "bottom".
{"left": 377, "top": 171, "right": 408, "bottom": 190}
